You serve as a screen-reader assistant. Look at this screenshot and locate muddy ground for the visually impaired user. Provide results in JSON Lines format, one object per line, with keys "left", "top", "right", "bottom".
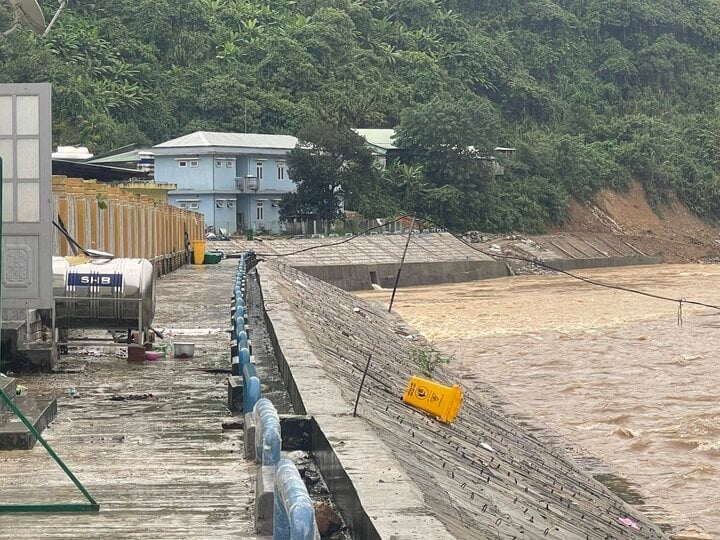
{"left": 559, "top": 181, "right": 720, "bottom": 264}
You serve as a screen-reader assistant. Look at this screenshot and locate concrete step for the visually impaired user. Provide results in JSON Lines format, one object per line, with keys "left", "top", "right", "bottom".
{"left": 0, "top": 377, "right": 17, "bottom": 411}
{"left": 0, "top": 394, "right": 57, "bottom": 450}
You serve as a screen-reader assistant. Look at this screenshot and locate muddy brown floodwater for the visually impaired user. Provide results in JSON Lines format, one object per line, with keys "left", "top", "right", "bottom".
{"left": 357, "top": 263, "right": 720, "bottom": 537}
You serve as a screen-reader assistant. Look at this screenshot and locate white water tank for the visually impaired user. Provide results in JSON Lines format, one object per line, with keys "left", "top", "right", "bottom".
{"left": 53, "top": 257, "right": 155, "bottom": 330}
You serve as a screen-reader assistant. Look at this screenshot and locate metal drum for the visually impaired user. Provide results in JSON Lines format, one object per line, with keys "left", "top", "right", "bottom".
{"left": 53, "top": 257, "right": 155, "bottom": 330}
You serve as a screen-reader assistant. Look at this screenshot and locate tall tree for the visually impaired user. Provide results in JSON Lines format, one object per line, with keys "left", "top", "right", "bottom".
{"left": 394, "top": 95, "right": 501, "bottom": 229}
{"left": 279, "top": 123, "right": 377, "bottom": 222}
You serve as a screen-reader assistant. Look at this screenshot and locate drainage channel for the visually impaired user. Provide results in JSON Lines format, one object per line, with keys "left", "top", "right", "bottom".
{"left": 244, "top": 266, "right": 350, "bottom": 539}
{"left": 246, "top": 269, "right": 293, "bottom": 414}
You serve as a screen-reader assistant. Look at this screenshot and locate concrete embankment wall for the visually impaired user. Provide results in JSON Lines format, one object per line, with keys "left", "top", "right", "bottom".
{"left": 540, "top": 255, "right": 662, "bottom": 271}
{"left": 257, "top": 260, "right": 668, "bottom": 539}
{"left": 211, "top": 233, "right": 664, "bottom": 291}
{"left": 295, "top": 260, "right": 511, "bottom": 291}
{"left": 52, "top": 176, "right": 205, "bottom": 275}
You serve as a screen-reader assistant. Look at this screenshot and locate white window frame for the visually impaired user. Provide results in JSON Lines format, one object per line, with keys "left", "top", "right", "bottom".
{"left": 178, "top": 161, "right": 187, "bottom": 168}
{"left": 189, "top": 201, "right": 199, "bottom": 210}
{"left": 277, "top": 160, "right": 285, "bottom": 180}
{"left": 216, "top": 200, "right": 226, "bottom": 208}
{"left": 226, "top": 160, "right": 234, "bottom": 168}
{"left": 227, "top": 200, "right": 236, "bottom": 208}
{"left": 256, "top": 200, "right": 264, "bottom": 220}
{"left": 215, "top": 160, "right": 223, "bottom": 168}
{"left": 189, "top": 160, "right": 199, "bottom": 168}
{"left": 256, "top": 161, "right": 263, "bottom": 180}
{"left": 178, "top": 202, "right": 188, "bottom": 209}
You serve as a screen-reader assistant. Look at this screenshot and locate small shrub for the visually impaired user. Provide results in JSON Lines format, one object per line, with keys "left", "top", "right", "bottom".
{"left": 410, "top": 346, "right": 454, "bottom": 377}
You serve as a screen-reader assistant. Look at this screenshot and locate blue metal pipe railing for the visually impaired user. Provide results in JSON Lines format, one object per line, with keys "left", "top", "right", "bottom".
{"left": 273, "top": 459, "right": 319, "bottom": 539}
{"left": 243, "top": 362, "right": 262, "bottom": 414}
{"left": 253, "top": 398, "right": 281, "bottom": 466}
{"left": 239, "top": 347, "right": 251, "bottom": 371}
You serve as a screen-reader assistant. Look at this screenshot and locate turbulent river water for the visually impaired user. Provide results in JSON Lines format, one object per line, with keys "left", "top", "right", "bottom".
{"left": 358, "top": 263, "right": 720, "bottom": 537}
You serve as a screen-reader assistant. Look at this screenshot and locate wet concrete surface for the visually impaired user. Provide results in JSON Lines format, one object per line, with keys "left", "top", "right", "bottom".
{"left": 0, "top": 261, "right": 257, "bottom": 539}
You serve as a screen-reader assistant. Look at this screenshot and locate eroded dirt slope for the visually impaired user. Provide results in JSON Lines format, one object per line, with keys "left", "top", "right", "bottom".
{"left": 559, "top": 181, "right": 720, "bottom": 263}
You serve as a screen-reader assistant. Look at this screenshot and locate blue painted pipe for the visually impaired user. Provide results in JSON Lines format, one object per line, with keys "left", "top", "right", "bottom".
{"left": 232, "top": 315, "right": 245, "bottom": 332}
{"left": 235, "top": 321, "right": 247, "bottom": 340}
{"left": 273, "top": 459, "right": 318, "bottom": 539}
{"left": 253, "top": 398, "right": 281, "bottom": 466}
{"left": 236, "top": 329, "right": 247, "bottom": 344}
{"left": 243, "top": 363, "right": 262, "bottom": 414}
{"left": 239, "top": 347, "right": 250, "bottom": 370}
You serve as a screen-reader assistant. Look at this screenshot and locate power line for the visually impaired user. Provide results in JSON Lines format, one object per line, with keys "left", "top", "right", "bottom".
{"left": 251, "top": 214, "right": 412, "bottom": 258}
{"left": 416, "top": 214, "right": 720, "bottom": 314}
{"left": 245, "top": 210, "right": 720, "bottom": 317}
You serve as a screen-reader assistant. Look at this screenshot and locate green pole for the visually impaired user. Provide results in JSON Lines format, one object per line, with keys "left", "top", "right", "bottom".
{"left": 0, "top": 387, "right": 99, "bottom": 511}
{"left": 0, "top": 158, "right": 98, "bottom": 513}
{"left": 1, "top": 157, "right": 3, "bottom": 375}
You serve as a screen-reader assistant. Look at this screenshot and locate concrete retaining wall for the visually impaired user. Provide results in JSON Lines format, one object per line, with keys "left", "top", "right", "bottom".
{"left": 538, "top": 255, "right": 662, "bottom": 272}
{"left": 296, "top": 260, "right": 511, "bottom": 291}
{"left": 256, "top": 261, "right": 668, "bottom": 539}
{"left": 211, "top": 234, "right": 665, "bottom": 292}
{"left": 259, "top": 265, "right": 455, "bottom": 539}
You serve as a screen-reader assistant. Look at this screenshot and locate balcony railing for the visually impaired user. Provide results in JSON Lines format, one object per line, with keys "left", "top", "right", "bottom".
{"left": 235, "top": 176, "right": 259, "bottom": 192}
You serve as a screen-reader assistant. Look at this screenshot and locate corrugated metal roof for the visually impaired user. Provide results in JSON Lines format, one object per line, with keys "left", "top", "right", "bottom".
{"left": 153, "top": 131, "right": 298, "bottom": 150}
{"left": 354, "top": 128, "right": 398, "bottom": 151}
{"left": 88, "top": 149, "right": 142, "bottom": 164}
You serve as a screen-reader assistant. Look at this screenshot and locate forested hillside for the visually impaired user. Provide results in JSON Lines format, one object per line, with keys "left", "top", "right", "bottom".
{"left": 3, "top": 0, "right": 720, "bottom": 232}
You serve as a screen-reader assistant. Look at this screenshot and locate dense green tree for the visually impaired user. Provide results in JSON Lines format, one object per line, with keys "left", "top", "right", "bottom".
{"left": 4, "top": 0, "right": 720, "bottom": 230}
{"left": 279, "top": 123, "right": 377, "bottom": 221}
{"left": 382, "top": 162, "right": 462, "bottom": 223}
{"left": 394, "top": 95, "right": 501, "bottom": 229}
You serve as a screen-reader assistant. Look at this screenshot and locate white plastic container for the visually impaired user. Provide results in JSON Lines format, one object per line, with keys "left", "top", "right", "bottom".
{"left": 173, "top": 342, "right": 195, "bottom": 358}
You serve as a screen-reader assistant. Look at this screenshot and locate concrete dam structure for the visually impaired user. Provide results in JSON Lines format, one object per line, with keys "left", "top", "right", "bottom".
{"left": 211, "top": 232, "right": 661, "bottom": 291}
{"left": 256, "top": 260, "right": 668, "bottom": 538}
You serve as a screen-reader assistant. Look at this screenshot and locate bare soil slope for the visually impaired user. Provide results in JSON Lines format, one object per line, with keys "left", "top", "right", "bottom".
{"left": 558, "top": 181, "right": 720, "bottom": 263}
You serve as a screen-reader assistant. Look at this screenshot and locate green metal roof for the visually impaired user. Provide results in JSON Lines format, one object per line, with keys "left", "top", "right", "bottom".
{"left": 353, "top": 129, "right": 399, "bottom": 152}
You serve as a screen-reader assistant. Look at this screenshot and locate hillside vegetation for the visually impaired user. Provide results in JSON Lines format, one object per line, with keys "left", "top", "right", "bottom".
{"left": 3, "top": 0, "right": 720, "bottom": 232}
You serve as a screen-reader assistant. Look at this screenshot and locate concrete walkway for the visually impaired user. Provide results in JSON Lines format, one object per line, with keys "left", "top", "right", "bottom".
{"left": 0, "top": 261, "right": 255, "bottom": 539}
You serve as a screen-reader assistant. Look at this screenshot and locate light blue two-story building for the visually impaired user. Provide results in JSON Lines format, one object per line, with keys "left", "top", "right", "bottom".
{"left": 152, "top": 131, "right": 298, "bottom": 234}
